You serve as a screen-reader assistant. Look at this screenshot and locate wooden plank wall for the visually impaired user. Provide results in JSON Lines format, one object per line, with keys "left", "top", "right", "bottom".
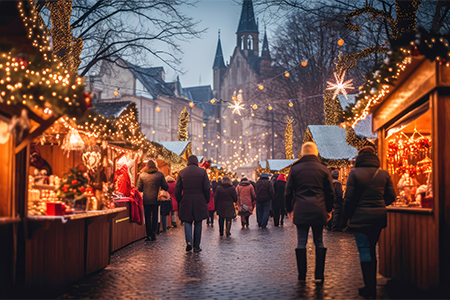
{"left": 379, "top": 212, "right": 439, "bottom": 290}
{"left": 85, "top": 216, "right": 111, "bottom": 275}
{"left": 111, "top": 203, "right": 146, "bottom": 252}
{"left": 38, "top": 145, "right": 83, "bottom": 178}
{"left": 0, "top": 138, "right": 13, "bottom": 217}
{"left": 25, "top": 219, "right": 85, "bottom": 289}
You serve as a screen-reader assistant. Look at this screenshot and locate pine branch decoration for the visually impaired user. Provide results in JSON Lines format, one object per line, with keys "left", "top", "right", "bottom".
{"left": 285, "top": 116, "right": 294, "bottom": 159}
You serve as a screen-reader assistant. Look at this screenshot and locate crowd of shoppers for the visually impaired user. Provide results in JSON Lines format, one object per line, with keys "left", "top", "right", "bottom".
{"left": 136, "top": 144, "right": 396, "bottom": 299}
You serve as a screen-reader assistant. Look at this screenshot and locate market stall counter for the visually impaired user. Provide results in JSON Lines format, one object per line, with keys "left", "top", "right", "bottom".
{"left": 25, "top": 208, "right": 125, "bottom": 289}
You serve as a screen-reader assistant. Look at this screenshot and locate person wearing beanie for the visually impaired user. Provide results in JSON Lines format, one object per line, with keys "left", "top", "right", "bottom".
{"left": 285, "top": 142, "right": 335, "bottom": 283}
{"left": 175, "top": 155, "right": 210, "bottom": 252}
{"left": 343, "top": 145, "right": 396, "bottom": 298}
{"left": 137, "top": 160, "right": 169, "bottom": 241}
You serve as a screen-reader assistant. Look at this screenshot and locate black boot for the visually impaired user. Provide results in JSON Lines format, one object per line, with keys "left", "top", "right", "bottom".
{"left": 295, "top": 248, "right": 307, "bottom": 281}
{"left": 226, "top": 219, "right": 232, "bottom": 236}
{"left": 359, "top": 260, "right": 377, "bottom": 298}
{"left": 314, "top": 247, "right": 327, "bottom": 283}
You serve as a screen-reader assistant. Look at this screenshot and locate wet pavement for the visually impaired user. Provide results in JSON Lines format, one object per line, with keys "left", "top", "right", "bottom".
{"left": 59, "top": 214, "right": 391, "bottom": 300}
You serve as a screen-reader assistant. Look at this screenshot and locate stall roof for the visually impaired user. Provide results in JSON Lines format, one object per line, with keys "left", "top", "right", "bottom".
{"left": 337, "top": 95, "right": 377, "bottom": 139}
{"left": 267, "top": 159, "right": 298, "bottom": 171}
{"left": 158, "top": 141, "right": 190, "bottom": 156}
{"left": 93, "top": 101, "right": 131, "bottom": 118}
{"left": 196, "top": 156, "right": 204, "bottom": 163}
{"left": 259, "top": 161, "right": 267, "bottom": 169}
{"left": 211, "top": 163, "right": 223, "bottom": 170}
{"left": 308, "top": 125, "right": 358, "bottom": 160}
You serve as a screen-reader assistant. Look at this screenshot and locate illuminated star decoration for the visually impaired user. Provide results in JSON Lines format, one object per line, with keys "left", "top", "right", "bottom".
{"left": 228, "top": 101, "right": 245, "bottom": 115}
{"left": 326, "top": 70, "right": 354, "bottom": 99}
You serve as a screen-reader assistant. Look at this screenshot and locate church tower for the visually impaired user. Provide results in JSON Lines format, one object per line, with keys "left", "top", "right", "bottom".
{"left": 212, "top": 30, "right": 226, "bottom": 99}
{"left": 236, "top": 0, "right": 259, "bottom": 57}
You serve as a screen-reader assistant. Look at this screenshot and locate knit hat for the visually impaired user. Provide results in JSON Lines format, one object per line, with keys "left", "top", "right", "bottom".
{"left": 147, "top": 159, "right": 157, "bottom": 168}
{"left": 301, "top": 142, "right": 319, "bottom": 156}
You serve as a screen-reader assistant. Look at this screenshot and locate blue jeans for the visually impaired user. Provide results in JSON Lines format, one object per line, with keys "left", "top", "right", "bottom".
{"left": 296, "top": 225, "right": 324, "bottom": 249}
{"left": 256, "top": 201, "right": 271, "bottom": 228}
{"left": 184, "top": 221, "right": 202, "bottom": 249}
{"left": 353, "top": 228, "right": 381, "bottom": 262}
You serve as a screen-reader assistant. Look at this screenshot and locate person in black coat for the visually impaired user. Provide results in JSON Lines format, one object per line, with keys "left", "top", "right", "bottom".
{"left": 175, "top": 155, "right": 210, "bottom": 252}
{"left": 329, "top": 169, "right": 344, "bottom": 231}
{"left": 285, "top": 142, "right": 335, "bottom": 283}
{"left": 272, "top": 173, "right": 287, "bottom": 226}
{"left": 137, "top": 160, "right": 169, "bottom": 241}
{"left": 255, "top": 173, "right": 275, "bottom": 228}
{"left": 214, "top": 176, "right": 238, "bottom": 236}
{"left": 343, "top": 146, "right": 396, "bottom": 298}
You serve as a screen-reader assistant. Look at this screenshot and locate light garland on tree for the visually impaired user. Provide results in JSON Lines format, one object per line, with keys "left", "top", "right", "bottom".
{"left": 0, "top": 0, "right": 89, "bottom": 118}
{"left": 177, "top": 107, "right": 192, "bottom": 156}
{"left": 285, "top": 116, "right": 294, "bottom": 159}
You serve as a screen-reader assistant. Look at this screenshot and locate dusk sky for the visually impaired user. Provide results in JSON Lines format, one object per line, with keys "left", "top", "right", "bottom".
{"left": 153, "top": 0, "right": 276, "bottom": 88}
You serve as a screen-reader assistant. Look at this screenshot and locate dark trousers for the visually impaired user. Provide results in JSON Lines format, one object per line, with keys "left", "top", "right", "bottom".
{"left": 218, "top": 217, "right": 231, "bottom": 234}
{"left": 273, "top": 209, "right": 285, "bottom": 226}
{"left": 331, "top": 203, "right": 343, "bottom": 230}
{"left": 144, "top": 204, "right": 158, "bottom": 238}
{"left": 207, "top": 211, "right": 215, "bottom": 225}
{"left": 256, "top": 201, "right": 271, "bottom": 228}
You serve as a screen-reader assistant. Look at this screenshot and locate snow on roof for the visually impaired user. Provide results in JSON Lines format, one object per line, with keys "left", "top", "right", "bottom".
{"left": 267, "top": 159, "right": 298, "bottom": 171}
{"left": 196, "top": 156, "right": 204, "bottom": 163}
{"left": 158, "top": 141, "right": 190, "bottom": 156}
{"left": 211, "top": 163, "right": 223, "bottom": 170}
{"left": 259, "top": 161, "right": 267, "bottom": 169}
{"left": 354, "top": 114, "right": 377, "bottom": 139}
{"left": 94, "top": 101, "right": 132, "bottom": 118}
{"left": 337, "top": 94, "right": 357, "bottom": 111}
{"left": 308, "top": 125, "right": 358, "bottom": 160}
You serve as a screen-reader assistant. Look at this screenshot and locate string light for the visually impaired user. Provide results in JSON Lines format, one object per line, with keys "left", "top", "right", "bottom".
{"left": 326, "top": 70, "right": 354, "bottom": 99}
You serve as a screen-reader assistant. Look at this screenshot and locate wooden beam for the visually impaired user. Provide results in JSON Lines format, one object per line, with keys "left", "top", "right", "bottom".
{"left": 15, "top": 115, "right": 56, "bottom": 154}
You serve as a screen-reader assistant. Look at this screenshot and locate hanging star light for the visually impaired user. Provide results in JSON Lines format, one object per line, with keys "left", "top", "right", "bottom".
{"left": 326, "top": 70, "right": 354, "bottom": 99}
{"left": 228, "top": 101, "right": 245, "bottom": 115}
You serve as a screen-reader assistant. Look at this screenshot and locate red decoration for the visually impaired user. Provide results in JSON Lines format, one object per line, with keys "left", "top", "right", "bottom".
{"left": 62, "top": 187, "right": 68, "bottom": 192}
{"left": 72, "top": 189, "right": 77, "bottom": 193}
{"left": 412, "top": 47, "right": 421, "bottom": 56}
{"left": 79, "top": 187, "right": 85, "bottom": 193}
{"left": 72, "top": 179, "right": 78, "bottom": 185}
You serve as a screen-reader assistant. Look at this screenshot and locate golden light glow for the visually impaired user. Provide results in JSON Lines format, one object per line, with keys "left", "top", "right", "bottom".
{"left": 337, "top": 39, "right": 345, "bottom": 46}
{"left": 326, "top": 70, "right": 354, "bottom": 99}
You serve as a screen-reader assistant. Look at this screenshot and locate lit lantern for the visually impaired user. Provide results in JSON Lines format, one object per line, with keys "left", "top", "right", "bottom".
{"left": 210, "top": 98, "right": 216, "bottom": 104}
{"left": 113, "top": 90, "right": 119, "bottom": 96}
{"left": 155, "top": 106, "right": 161, "bottom": 112}
{"left": 284, "top": 71, "right": 290, "bottom": 78}
{"left": 337, "top": 39, "right": 344, "bottom": 46}
{"left": 301, "top": 61, "right": 307, "bottom": 67}
{"left": 258, "top": 84, "right": 264, "bottom": 90}
{"left": 252, "top": 104, "right": 258, "bottom": 110}
{"left": 202, "top": 123, "right": 206, "bottom": 127}
{"left": 289, "top": 101, "right": 294, "bottom": 107}
{"left": 152, "top": 130, "right": 156, "bottom": 134}
{"left": 216, "top": 120, "right": 220, "bottom": 123}
{"left": 189, "top": 101, "right": 195, "bottom": 108}
{"left": 268, "top": 105, "right": 273, "bottom": 110}
{"left": 61, "top": 128, "right": 85, "bottom": 152}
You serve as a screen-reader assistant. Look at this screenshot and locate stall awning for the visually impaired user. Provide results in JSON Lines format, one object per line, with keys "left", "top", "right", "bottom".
{"left": 308, "top": 125, "right": 358, "bottom": 160}
{"left": 266, "top": 159, "right": 298, "bottom": 172}
{"left": 158, "top": 141, "right": 190, "bottom": 156}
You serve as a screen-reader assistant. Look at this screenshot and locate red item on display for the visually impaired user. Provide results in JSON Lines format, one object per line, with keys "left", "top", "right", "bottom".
{"left": 46, "top": 202, "right": 66, "bottom": 216}
{"left": 421, "top": 195, "right": 433, "bottom": 209}
{"left": 114, "top": 165, "right": 132, "bottom": 197}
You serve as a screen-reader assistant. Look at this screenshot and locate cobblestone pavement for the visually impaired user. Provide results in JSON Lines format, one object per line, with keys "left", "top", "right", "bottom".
{"left": 59, "top": 214, "right": 391, "bottom": 300}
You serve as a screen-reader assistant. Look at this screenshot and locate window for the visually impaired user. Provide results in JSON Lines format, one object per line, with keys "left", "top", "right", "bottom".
{"left": 240, "top": 36, "right": 245, "bottom": 50}
{"left": 247, "top": 35, "right": 253, "bottom": 50}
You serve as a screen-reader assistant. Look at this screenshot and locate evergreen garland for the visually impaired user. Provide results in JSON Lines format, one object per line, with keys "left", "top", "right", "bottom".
{"left": 177, "top": 107, "right": 192, "bottom": 156}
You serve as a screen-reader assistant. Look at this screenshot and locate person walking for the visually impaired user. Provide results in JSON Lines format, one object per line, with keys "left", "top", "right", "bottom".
{"left": 235, "top": 177, "right": 256, "bottom": 228}
{"left": 255, "top": 173, "right": 274, "bottom": 229}
{"left": 272, "top": 173, "right": 287, "bottom": 227}
{"left": 330, "top": 170, "right": 344, "bottom": 231}
{"left": 166, "top": 175, "right": 178, "bottom": 228}
{"left": 343, "top": 146, "right": 396, "bottom": 298}
{"left": 214, "top": 175, "right": 238, "bottom": 236}
{"left": 136, "top": 160, "right": 169, "bottom": 241}
{"left": 206, "top": 185, "right": 215, "bottom": 227}
{"left": 158, "top": 187, "right": 172, "bottom": 233}
{"left": 175, "top": 155, "right": 210, "bottom": 252}
{"left": 285, "top": 142, "right": 335, "bottom": 283}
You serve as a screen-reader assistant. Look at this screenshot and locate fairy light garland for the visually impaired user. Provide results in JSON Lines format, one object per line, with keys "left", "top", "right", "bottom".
{"left": 0, "top": 0, "right": 88, "bottom": 118}
{"left": 285, "top": 116, "right": 294, "bottom": 159}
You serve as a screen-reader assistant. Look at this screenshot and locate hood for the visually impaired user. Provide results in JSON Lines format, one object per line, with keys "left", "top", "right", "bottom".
{"left": 277, "top": 174, "right": 286, "bottom": 182}
{"left": 221, "top": 182, "right": 233, "bottom": 187}
{"left": 239, "top": 181, "right": 251, "bottom": 187}
{"left": 145, "top": 166, "right": 158, "bottom": 174}
{"left": 165, "top": 175, "right": 176, "bottom": 183}
{"left": 355, "top": 152, "right": 380, "bottom": 168}
{"left": 331, "top": 170, "right": 339, "bottom": 179}
{"left": 187, "top": 155, "right": 199, "bottom": 166}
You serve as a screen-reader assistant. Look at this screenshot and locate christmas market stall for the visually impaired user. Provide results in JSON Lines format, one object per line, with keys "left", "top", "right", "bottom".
{"left": 303, "top": 125, "right": 358, "bottom": 185}
{"left": 266, "top": 159, "right": 298, "bottom": 175}
{"left": 340, "top": 29, "right": 450, "bottom": 289}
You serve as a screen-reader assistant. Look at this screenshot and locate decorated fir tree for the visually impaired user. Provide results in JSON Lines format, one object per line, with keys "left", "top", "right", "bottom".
{"left": 57, "top": 168, "right": 89, "bottom": 200}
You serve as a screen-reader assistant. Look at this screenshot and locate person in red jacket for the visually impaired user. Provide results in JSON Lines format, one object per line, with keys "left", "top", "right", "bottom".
{"left": 207, "top": 185, "right": 215, "bottom": 226}
{"left": 166, "top": 175, "right": 178, "bottom": 228}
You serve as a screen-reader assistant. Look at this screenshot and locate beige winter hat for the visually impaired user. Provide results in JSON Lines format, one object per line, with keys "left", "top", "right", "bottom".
{"left": 301, "top": 142, "right": 319, "bottom": 156}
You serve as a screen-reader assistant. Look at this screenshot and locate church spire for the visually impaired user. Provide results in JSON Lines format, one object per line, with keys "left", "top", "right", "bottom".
{"left": 261, "top": 27, "right": 270, "bottom": 58}
{"left": 213, "top": 30, "right": 226, "bottom": 69}
{"left": 236, "top": 0, "right": 258, "bottom": 34}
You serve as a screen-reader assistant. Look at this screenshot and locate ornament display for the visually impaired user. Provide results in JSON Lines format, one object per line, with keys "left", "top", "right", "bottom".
{"left": 82, "top": 145, "right": 102, "bottom": 172}
{"left": 61, "top": 127, "right": 85, "bottom": 154}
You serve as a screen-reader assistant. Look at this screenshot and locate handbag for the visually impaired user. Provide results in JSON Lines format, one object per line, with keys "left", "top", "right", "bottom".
{"left": 157, "top": 188, "right": 170, "bottom": 201}
{"left": 238, "top": 187, "right": 249, "bottom": 213}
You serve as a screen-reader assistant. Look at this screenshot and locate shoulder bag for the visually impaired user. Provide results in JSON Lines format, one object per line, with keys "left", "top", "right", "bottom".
{"left": 238, "top": 186, "right": 249, "bottom": 214}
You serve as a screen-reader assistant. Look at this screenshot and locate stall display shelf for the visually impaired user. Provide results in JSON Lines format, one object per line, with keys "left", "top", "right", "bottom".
{"left": 27, "top": 207, "right": 126, "bottom": 221}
